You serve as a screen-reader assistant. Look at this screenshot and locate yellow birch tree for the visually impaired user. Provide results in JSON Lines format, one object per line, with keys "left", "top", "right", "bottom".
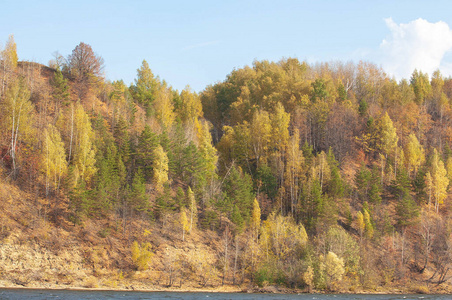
{"left": 43, "top": 124, "right": 67, "bottom": 192}
{"left": 284, "top": 129, "right": 304, "bottom": 215}
{"left": 249, "top": 110, "right": 271, "bottom": 167}
{"left": 152, "top": 144, "right": 169, "bottom": 193}
{"left": 188, "top": 187, "right": 197, "bottom": 232}
{"left": 1, "top": 34, "right": 18, "bottom": 97}
{"left": 2, "top": 78, "right": 34, "bottom": 174}
{"left": 251, "top": 198, "right": 261, "bottom": 243}
{"left": 154, "top": 86, "right": 175, "bottom": 128}
{"left": 180, "top": 210, "right": 190, "bottom": 241}
{"left": 404, "top": 133, "right": 425, "bottom": 178}
{"left": 378, "top": 112, "right": 398, "bottom": 159}
{"left": 431, "top": 149, "right": 449, "bottom": 213}
{"left": 74, "top": 102, "right": 96, "bottom": 183}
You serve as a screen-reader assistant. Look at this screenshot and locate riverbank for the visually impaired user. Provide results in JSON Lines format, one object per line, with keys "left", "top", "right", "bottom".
{"left": 1, "top": 278, "right": 451, "bottom": 295}
{"left": 3, "top": 289, "right": 452, "bottom": 300}
{"left": 1, "top": 183, "right": 451, "bottom": 297}
{"left": 1, "top": 228, "right": 451, "bottom": 296}
{"left": 0, "top": 280, "right": 243, "bottom": 293}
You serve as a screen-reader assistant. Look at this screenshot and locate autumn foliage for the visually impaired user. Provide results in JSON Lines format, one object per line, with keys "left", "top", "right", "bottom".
{"left": 3, "top": 38, "right": 452, "bottom": 292}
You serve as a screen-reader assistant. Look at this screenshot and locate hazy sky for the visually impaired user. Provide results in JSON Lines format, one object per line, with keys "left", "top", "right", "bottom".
{"left": 1, "top": 0, "right": 452, "bottom": 92}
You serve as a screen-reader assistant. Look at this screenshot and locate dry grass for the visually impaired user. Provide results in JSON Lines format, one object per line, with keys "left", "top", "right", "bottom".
{"left": 83, "top": 275, "right": 99, "bottom": 288}
{"left": 411, "top": 284, "right": 429, "bottom": 294}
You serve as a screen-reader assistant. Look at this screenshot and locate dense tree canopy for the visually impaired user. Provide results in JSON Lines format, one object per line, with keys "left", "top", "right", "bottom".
{"left": 4, "top": 38, "right": 452, "bottom": 291}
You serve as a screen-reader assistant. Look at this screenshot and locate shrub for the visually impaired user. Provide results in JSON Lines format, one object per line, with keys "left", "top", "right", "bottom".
{"left": 131, "top": 241, "right": 153, "bottom": 271}
{"left": 84, "top": 275, "right": 98, "bottom": 288}
{"left": 255, "top": 266, "right": 272, "bottom": 287}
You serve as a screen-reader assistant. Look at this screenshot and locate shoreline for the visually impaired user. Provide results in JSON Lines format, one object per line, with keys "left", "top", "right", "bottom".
{"left": 0, "top": 282, "right": 244, "bottom": 294}
{"left": 0, "top": 283, "right": 443, "bottom": 295}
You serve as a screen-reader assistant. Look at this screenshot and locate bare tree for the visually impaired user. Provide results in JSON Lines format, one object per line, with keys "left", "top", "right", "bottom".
{"left": 67, "top": 42, "right": 104, "bottom": 99}
{"left": 163, "top": 246, "right": 177, "bottom": 286}
{"left": 417, "top": 210, "right": 437, "bottom": 272}
{"left": 48, "top": 51, "right": 66, "bottom": 69}
{"left": 68, "top": 42, "right": 104, "bottom": 79}
{"left": 430, "top": 217, "right": 452, "bottom": 284}
{"left": 232, "top": 233, "right": 241, "bottom": 285}
{"left": 220, "top": 226, "right": 231, "bottom": 285}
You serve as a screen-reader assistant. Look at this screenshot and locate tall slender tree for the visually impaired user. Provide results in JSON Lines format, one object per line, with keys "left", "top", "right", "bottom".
{"left": 431, "top": 149, "right": 449, "bottom": 213}
{"left": 1, "top": 34, "right": 18, "bottom": 97}
{"left": 42, "top": 124, "right": 67, "bottom": 193}
{"left": 73, "top": 102, "right": 96, "bottom": 183}
{"left": 3, "top": 78, "right": 33, "bottom": 175}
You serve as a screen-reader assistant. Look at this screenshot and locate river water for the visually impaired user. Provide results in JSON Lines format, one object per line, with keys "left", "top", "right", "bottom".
{"left": 0, "top": 289, "right": 447, "bottom": 300}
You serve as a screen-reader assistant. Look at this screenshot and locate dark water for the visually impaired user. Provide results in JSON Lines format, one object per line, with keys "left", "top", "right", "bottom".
{"left": 0, "top": 289, "right": 447, "bottom": 300}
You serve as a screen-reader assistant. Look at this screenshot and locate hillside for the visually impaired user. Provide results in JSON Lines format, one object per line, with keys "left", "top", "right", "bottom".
{"left": 1, "top": 37, "right": 452, "bottom": 294}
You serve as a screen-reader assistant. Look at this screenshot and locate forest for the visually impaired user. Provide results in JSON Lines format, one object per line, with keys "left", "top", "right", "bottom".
{"left": 1, "top": 34, "right": 452, "bottom": 293}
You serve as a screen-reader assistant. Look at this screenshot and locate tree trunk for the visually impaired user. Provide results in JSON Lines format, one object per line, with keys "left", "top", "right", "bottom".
{"left": 233, "top": 234, "right": 239, "bottom": 285}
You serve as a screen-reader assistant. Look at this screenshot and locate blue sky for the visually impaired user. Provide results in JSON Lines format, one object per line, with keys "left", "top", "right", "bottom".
{"left": 1, "top": 0, "right": 452, "bottom": 92}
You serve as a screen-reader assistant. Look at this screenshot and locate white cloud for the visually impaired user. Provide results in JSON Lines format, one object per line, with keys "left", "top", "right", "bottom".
{"left": 380, "top": 18, "right": 452, "bottom": 79}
